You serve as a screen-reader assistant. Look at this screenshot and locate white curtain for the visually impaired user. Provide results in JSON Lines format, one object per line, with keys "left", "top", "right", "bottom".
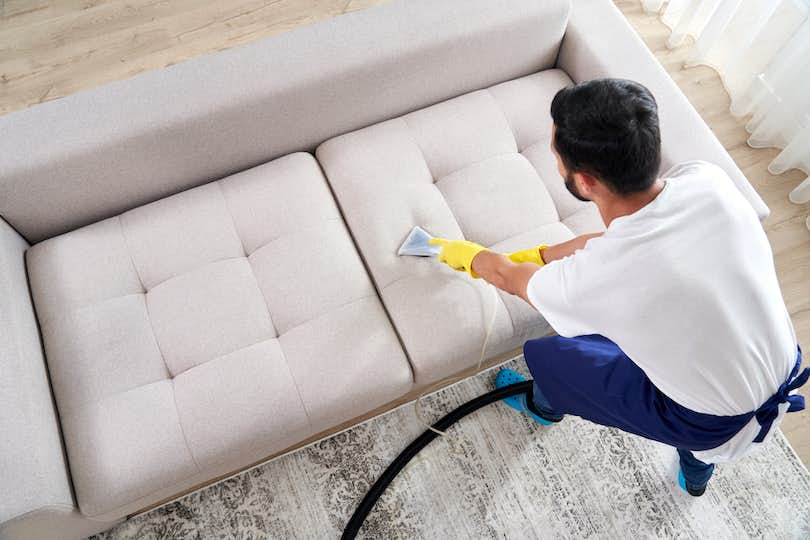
{"left": 640, "top": 0, "right": 810, "bottom": 230}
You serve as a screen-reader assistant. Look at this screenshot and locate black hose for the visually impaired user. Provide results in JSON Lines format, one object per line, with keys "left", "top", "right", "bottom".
{"left": 342, "top": 380, "right": 533, "bottom": 539}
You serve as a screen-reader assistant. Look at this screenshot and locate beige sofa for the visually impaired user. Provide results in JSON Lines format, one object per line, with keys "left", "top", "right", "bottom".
{"left": 0, "top": 0, "right": 768, "bottom": 538}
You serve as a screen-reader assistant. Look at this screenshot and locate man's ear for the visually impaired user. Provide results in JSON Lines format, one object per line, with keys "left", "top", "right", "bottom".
{"left": 573, "top": 171, "right": 599, "bottom": 197}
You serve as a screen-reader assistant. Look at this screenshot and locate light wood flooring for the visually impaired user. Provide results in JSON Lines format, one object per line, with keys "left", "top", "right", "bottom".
{"left": 1, "top": 0, "right": 808, "bottom": 465}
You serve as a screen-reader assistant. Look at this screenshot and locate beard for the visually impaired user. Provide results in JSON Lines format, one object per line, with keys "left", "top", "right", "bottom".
{"left": 564, "top": 171, "right": 590, "bottom": 202}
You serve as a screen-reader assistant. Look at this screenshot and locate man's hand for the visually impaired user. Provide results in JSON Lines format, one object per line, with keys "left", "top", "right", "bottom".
{"left": 429, "top": 232, "right": 603, "bottom": 307}
{"left": 429, "top": 237, "right": 540, "bottom": 305}
{"left": 506, "top": 245, "right": 549, "bottom": 266}
{"left": 429, "top": 238, "right": 489, "bottom": 278}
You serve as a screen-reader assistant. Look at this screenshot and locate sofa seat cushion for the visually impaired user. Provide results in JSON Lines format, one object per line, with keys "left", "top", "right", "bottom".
{"left": 317, "top": 69, "right": 605, "bottom": 386}
{"left": 26, "top": 152, "right": 412, "bottom": 519}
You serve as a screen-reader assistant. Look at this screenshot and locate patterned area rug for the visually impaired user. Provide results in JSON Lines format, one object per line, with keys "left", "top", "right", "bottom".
{"left": 94, "top": 357, "right": 810, "bottom": 539}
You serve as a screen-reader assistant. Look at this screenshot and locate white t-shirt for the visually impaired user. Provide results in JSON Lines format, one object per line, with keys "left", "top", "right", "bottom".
{"left": 526, "top": 161, "right": 798, "bottom": 463}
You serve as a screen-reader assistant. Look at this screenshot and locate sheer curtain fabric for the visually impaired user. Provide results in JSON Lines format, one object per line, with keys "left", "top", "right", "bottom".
{"left": 640, "top": 0, "right": 810, "bottom": 229}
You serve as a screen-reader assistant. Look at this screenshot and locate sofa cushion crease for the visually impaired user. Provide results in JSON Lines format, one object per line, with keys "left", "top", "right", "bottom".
{"left": 24, "top": 152, "right": 412, "bottom": 519}
{"left": 316, "top": 68, "right": 595, "bottom": 385}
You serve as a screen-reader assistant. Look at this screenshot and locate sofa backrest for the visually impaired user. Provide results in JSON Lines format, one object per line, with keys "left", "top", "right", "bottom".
{"left": 0, "top": 0, "right": 570, "bottom": 243}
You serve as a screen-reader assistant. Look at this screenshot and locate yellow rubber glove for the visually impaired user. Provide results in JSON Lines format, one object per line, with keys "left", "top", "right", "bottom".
{"left": 506, "top": 245, "right": 549, "bottom": 266}
{"left": 429, "top": 238, "right": 489, "bottom": 278}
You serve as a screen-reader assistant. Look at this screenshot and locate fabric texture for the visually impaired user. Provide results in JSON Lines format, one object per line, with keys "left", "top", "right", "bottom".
{"left": 25, "top": 153, "right": 412, "bottom": 520}
{"left": 317, "top": 68, "right": 606, "bottom": 386}
{"left": 557, "top": 0, "right": 769, "bottom": 220}
{"left": 0, "top": 0, "right": 570, "bottom": 243}
{"left": 89, "top": 356, "right": 810, "bottom": 540}
{"left": 0, "top": 218, "right": 89, "bottom": 537}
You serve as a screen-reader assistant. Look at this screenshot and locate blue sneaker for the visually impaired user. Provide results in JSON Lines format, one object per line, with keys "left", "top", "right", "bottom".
{"left": 678, "top": 469, "right": 707, "bottom": 497}
{"left": 495, "top": 369, "right": 562, "bottom": 425}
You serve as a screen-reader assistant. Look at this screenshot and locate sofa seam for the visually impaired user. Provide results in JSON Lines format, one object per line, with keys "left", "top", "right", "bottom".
{"left": 170, "top": 379, "right": 203, "bottom": 473}
{"left": 379, "top": 273, "right": 516, "bottom": 344}
{"left": 57, "top": 368, "right": 171, "bottom": 416}
{"left": 140, "top": 293, "right": 172, "bottom": 382}
{"left": 402, "top": 100, "right": 519, "bottom": 339}
{"left": 35, "top": 292, "right": 154, "bottom": 331}
{"left": 143, "top": 256, "right": 248, "bottom": 292}
{"left": 520, "top": 138, "right": 583, "bottom": 222}
{"left": 118, "top": 218, "right": 173, "bottom": 383}
{"left": 14, "top": 246, "right": 85, "bottom": 518}
{"left": 238, "top": 256, "right": 296, "bottom": 430}
{"left": 378, "top": 273, "right": 413, "bottom": 293}
{"left": 400, "top": 116, "right": 469, "bottom": 240}
{"left": 224, "top": 200, "right": 312, "bottom": 427}
{"left": 484, "top": 88, "right": 521, "bottom": 153}
{"left": 484, "top": 213, "right": 565, "bottom": 249}
{"left": 242, "top": 256, "right": 280, "bottom": 338}
{"left": 216, "top": 182, "right": 248, "bottom": 258}
{"left": 491, "top": 287, "right": 517, "bottom": 340}
{"left": 215, "top": 180, "right": 283, "bottom": 359}
{"left": 54, "top": 381, "right": 205, "bottom": 514}
{"left": 433, "top": 151, "right": 521, "bottom": 184}
{"left": 398, "top": 116, "right": 475, "bottom": 245}
{"left": 168, "top": 336, "right": 277, "bottom": 379}
{"left": 277, "top": 293, "right": 377, "bottom": 337}
{"left": 119, "top": 217, "right": 202, "bottom": 473}
{"left": 117, "top": 217, "right": 147, "bottom": 295}
{"left": 400, "top": 116, "right": 437, "bottom": 182}
{"left": 248, "top": 217, "right": 342, "bottom": 257}
{"left": 481, "top": 93, "right": 568, "bottom": 229}
{"left": 311, "top": 154, "right": 415, "bottom": 385}
{"left": 274, "top": 338, "right": 315, "bottom": 432}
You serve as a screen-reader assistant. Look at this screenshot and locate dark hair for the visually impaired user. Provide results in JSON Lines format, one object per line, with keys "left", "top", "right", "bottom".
{"left": 550, "top": 78, "right": 661, "bottom": 194}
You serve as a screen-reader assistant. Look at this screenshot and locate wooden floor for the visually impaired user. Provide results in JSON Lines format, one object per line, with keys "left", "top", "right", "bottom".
{"left": 1, "top": 1, "right": 808, "bottom": 465}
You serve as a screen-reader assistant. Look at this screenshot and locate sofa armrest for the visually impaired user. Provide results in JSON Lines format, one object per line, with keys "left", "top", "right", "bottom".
{"left": 558, "top": 0, "right": 769, "bottom": 220}
{"left": 0, "top": 218, "right": 117, "bottom": 540}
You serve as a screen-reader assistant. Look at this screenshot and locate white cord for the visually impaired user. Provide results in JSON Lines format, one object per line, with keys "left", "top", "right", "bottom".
{"left": 413, "top": 283, "right": 500, "bottom": 436}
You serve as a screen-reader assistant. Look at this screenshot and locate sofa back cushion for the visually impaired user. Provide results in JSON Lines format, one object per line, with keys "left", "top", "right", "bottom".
{"left": 0, "top": 0, "right": 570, "bottom": 243}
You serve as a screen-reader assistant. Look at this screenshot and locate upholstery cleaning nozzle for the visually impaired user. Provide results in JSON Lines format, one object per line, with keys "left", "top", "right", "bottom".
{"left": 397, "top": 226, "right": 441, "bottom": 257}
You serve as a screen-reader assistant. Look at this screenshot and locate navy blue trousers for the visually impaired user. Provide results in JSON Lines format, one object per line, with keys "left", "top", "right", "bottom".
{"left": 524, "top": 334, "right": 752, "bottom": 489}
{"left": 531, "top": 378, "right": 714, "bottom": 488}
{"left": 525, "top": 334, "right": 807, "bottom": 491}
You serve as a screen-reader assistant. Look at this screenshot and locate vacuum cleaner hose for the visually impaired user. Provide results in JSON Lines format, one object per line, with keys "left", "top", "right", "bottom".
{"left": 342, "top": 379, "right": 533, "bottom": 539}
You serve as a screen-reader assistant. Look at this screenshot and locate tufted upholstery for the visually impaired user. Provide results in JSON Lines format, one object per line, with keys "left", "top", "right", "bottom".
{"left": 2, "top": 2, "right": 772, "bottom": 538}
{"left": 317, "top": 69, "right": 606, "bottom": 386}
{"left": 25, "top": 152, "right": 412, "bottom": 518}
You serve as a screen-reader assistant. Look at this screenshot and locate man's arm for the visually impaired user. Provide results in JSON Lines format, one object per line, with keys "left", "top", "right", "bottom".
{"left": 472, "top": 232, "right": 602, "bottom": 304}
{"left": 540, "top": 232, "right": 602, "bottom": 264}
{"left": 471, "top": 251, "right": 540, "bottom": 305}
{"left": 429, "top": 232, "right": 601, "bottom": 304}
